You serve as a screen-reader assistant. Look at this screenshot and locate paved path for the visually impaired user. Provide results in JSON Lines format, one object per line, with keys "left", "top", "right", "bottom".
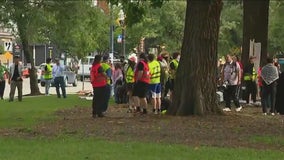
{"left": 2, "top": 78, "right": 92, "bottom": 99}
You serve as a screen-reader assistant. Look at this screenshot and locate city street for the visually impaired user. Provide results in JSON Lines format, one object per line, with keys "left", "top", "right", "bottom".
{"left": 3, "top": 78, "right": 93, "bottom": 99}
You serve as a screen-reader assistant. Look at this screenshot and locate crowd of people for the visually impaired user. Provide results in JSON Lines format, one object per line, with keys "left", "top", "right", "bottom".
{"left": 218, "top": 54, "right": 284, "bottom": 115}
{"left": 90, "top": 52, "right": 180, "bottom": 118}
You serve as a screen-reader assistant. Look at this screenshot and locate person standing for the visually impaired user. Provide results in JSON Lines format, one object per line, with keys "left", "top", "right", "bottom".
{"left": 0, "top": 60, "right": 8, "bottom": 100}
{"left": 101, "top": 55, "right": 112, "bottom": 111}
{"left": 243, "top": 56, "right": 257, "bottom": 105}
{"left": 8, "top": 56, "right": 23, "bottom": 102}
{"left": 261, "top": 57, "right": 279, "bottom": 115}
{"left": 52, "top": 58, "right": 66, "bottom": 98}
{"left": 168, "top": 52, "right": 180, "bottom": 101}
{"left": 125, "top": 55, "right": 137, "bottom": 113}
{"left": 43, "top": 58, "right": 53, "bottom": 96}
{"left": 158, "top": 52, "right": 170, "bottom": 99}
{"left": 222, "top": 54, "right": 242, "bottom": 112}
{"left": 90, "top": 55, "right": 108, "bottom": 118}
{"left": 132, "top": 53, "right": 150, "bottom": 114}
{"left": 112, "top": 63, "right": 124, "bottom": 104}
{"left": 148, "top": 54, "right": 162, "bottom": 114}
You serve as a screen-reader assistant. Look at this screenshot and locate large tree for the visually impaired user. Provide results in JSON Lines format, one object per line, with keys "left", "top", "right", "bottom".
{"left": 169, "top": 0, "right": 223, "bottom": 115}
{"left": 242, "top": 0, "right": 269, "bottom": 67}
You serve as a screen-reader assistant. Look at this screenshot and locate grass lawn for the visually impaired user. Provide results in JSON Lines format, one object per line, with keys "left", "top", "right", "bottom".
{"left": 0, "top": 136, "right": 284, "bottom": 160}
{"left": 0, "top": 95, "right": 283, "bottom": 160}
{"left": 0, "top": 95, "right": 91, "bottom": 128}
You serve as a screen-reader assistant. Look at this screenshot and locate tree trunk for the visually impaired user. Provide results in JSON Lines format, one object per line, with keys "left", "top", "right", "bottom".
{"left": 14, "top": 1, "right": 41, "bottom": 95}
{"left": 242, "top": 0, "right": 269, "bottom": 67}
{"left": 168, "top": 0, "right": 223, "bottom": 116}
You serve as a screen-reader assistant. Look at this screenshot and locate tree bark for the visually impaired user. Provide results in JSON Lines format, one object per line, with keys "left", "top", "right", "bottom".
{"left": 14, "top": 1, "right": 41, "bottom": 95}
{"left": 242, "top": 0, "right": 269, "bottom": 67}
{"left": 168, "top": 0, "right": 223, "bottom": 116}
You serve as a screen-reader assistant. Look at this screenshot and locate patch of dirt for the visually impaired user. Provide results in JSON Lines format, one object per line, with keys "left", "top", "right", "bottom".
{"left": 1, "top": 104, "right": 284, "bottom": 151}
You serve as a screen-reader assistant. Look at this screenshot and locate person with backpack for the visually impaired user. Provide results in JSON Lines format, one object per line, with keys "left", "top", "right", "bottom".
{"left": 43, "top": 58, "right": 53, "bottom": 96}
{"left": 221, "top": 54, "right": 242, "bottom": 112}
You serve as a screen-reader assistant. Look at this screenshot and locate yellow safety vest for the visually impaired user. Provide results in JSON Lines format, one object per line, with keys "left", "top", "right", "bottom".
{"left": 101, "top": 63, "right": 111, "bottom": 84}
{"left": 126, "top": 66, "right": 134, "bottom": 83}
{"left": 149, "top": 60, "right": 161, "bottom": 84}
{"left": 169, "top": 59, "right": 179, "bottom": 79}
{"left": 244, "top": 68, "right": 257, "bottom": 81}
{"left": 43, "top": 64, "right": 53, "bottom": 80}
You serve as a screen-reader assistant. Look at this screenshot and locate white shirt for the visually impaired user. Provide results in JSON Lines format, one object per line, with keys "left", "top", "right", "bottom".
{"left": 52, "top": 64, "right": 65, "bottom": 78}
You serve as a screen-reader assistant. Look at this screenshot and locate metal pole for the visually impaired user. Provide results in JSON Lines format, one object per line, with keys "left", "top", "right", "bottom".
{"left": 109, "top": 4, "right": 114, "bottom": 64}
{"left": 123, "top": 27, "right": 126, "bottom": 59}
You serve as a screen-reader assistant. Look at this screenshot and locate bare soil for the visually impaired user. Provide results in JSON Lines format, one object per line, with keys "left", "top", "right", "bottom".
{"left": 1, "top": 103, "right": 284, "bottom": 151}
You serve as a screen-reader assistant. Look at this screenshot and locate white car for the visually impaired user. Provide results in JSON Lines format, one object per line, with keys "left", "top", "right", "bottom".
{"left": 39, "top": 63, "right": 77, "bottom": 87}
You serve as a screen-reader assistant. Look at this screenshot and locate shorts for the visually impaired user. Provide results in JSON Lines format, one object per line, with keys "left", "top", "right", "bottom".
{"left": 132, "top": 81, "right": 149, "bottom": 98}
{"left": 149, "top": 83, "right": 161, "bottom": 98}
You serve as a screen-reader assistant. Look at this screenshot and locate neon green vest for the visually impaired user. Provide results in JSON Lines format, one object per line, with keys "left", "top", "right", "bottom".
{"left": 101, "top": 63, "right": 111, "bottom": 84}
{"left": 126, "top": 66, "right": 134, "bottom": 83}
{"left": 149, "top": 60, "right": 161, "bottom": 84}
{"left": 169, "top": 59, "right": 179, "bottom": 79}
{"left": 244, "top": 68, "right": 257, "bottom": 81}
{"left": 43, "top": 64, "right": 53, "bottom": 80}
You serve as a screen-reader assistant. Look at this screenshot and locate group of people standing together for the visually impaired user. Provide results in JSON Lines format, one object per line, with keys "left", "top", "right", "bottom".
{"left": 219, "top": 54, "right": 284, "bottom": 115}
{"left": 90, "top": 51, "right": 180, "bottom": 118}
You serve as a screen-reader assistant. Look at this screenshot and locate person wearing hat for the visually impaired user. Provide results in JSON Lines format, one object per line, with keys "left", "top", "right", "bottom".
{"left": 243, "top": 56, "right": 257, "bottom": 105}
{"left": 101, "top": 55, "right": 112, "bottom": 111}
{"left": 8, "top": 55, "right": 23, "bottom": 102}
{"left": 43, "top": 58, "right": 53, "bottom": 96}
{"left": 52, "top": 58, "right": 66, "bottom": 98}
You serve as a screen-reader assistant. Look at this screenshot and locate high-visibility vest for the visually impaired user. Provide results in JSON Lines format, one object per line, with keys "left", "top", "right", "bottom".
{"left": 43, "top": 64, "right": 53, "bottom": 80}
{"left": 244, "top": 67, "right": 257, "bottom": 81}
{"left": 126, "top": 66, "right": 135, "bottom": 83}
{"left": 101, "top": 62, "right": 111, "bottom": 84}
{"left": 90, "top": 63, "right": 107, "bottom": 87}
{"left": 148, "top": 60, "right": 161, "bottom": 84}
{"left": 169, "top": 59, "right": 179, "bottom": 79}
{"left": 134, "top": 60, "right": 150, "bottom": 84}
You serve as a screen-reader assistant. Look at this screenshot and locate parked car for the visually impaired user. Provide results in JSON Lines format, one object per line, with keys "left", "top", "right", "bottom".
{"left": 77, "top": 56, "right": 94, "bottom": 81}
{"left": 39, "top": 63, "right": 77, "bottom": 87}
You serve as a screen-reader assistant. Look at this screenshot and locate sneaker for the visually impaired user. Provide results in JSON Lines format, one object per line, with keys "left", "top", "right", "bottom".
{"left": 154, "top": 110, "right": 158, "bottom": 115}
{"left": 236, "top": 106, "right": 242, "bottom": 112}
{"left": 263, "top": 113, "right": 267, "bottom": 116}
{"left": 223, "top": 107, "right": 231, "bottom": 112}
{"left": 271, "top": 113, "right": 275, "bottom": 116}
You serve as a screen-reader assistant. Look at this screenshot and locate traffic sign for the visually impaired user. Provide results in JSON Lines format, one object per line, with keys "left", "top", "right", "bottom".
{"left": 4, "top": 41, "right": 13, "bottom": 52}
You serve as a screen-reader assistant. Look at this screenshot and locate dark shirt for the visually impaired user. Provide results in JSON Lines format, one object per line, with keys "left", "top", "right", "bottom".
{"left": 243, "top": 63, "right": 254, "bottom": 75}
{"left": 12, "top": 64, "right": 20, "bottom": 81}
{"left": 98, "top": 66, "right": 103, "bottom": 73}
{"left": 170, "top": 62, "right": 176, "bottom": 70}
{"left": 137, "top": 62, "right": 144, "bottom": 71}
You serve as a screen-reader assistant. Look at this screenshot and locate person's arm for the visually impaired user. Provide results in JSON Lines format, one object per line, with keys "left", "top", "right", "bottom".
{"left": 106, "top": 68, "right": 112, "bottom": 78}
{"left": 236, "top": 63, "right": 242, "bottom": 85}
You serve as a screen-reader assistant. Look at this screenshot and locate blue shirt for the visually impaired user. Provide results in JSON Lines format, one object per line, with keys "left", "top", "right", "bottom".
{"left": 52, "top": 64, "right": 65, "bottom": 78}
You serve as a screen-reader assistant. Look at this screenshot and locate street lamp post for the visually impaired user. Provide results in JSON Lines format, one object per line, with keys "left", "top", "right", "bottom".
{"left": 118, "top": 10, "right": 126, "bottom": 59}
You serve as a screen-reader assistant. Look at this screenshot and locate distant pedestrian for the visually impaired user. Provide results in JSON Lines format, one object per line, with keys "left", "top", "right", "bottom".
{"left": 0, "top": 60, "right": 8, "bottom": 100}
{"left": 168, "top": 52, "right": 180, "bottom": 101}
{"left": 8, "top": 56, "right": 23, "bottom": 102}
{"left": 221, "top": 54, "right": 242, "bottom": 112}
{"left": 132, "top": 53, "right": 150, "bottom": 114}
{"left": 52, "top": 58, "right": 66, "bottom": 98}
{"left": 125, "top": 55, "right": 137, "bottom": 113}
{"left": 90, "top": 55, "right": 108, "bottom": 118}
{"left": 148, "top": 54, "right": 162, "bottom": 114}
{"left": 43, "top": 58, "right": 53, "bottom": 96}
{"left": 112, "top": 63, "right": 124, "bottom": 104}
{"left": 101, "top": 55, "right": 112, "bottom": 111}
{"left": 243, "top": 56, "right": 257, "bottom": 105}
{"left": 261, "top": 57, "right": 279, "bottom": 115}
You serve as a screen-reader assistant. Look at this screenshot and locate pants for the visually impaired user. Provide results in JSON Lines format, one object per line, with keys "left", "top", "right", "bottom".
{"left": 92, "top": 86, "right": 108, "bottom": 116}
{"left": 262, "top": 81, "right": 277, "bottom": 113}
{"left": 54, "top": 77, "right": 66, "bottom": 98}
{"left": 0, "top": 80, "right": 5, "bottom": 99}
{"left": 224, "top": 85, "right": 240, "bottom": 108}
{"left": 9, "top": 80, "right": 23, "bottom": 101}
{"left": 244, "top": 80, "right": 257, "bottom": 103}
{"left": 102, "top": 84, "right": 111, "bottom": 112}
{"left": 45, "top": 79, "right": 52, "bottom": 95}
